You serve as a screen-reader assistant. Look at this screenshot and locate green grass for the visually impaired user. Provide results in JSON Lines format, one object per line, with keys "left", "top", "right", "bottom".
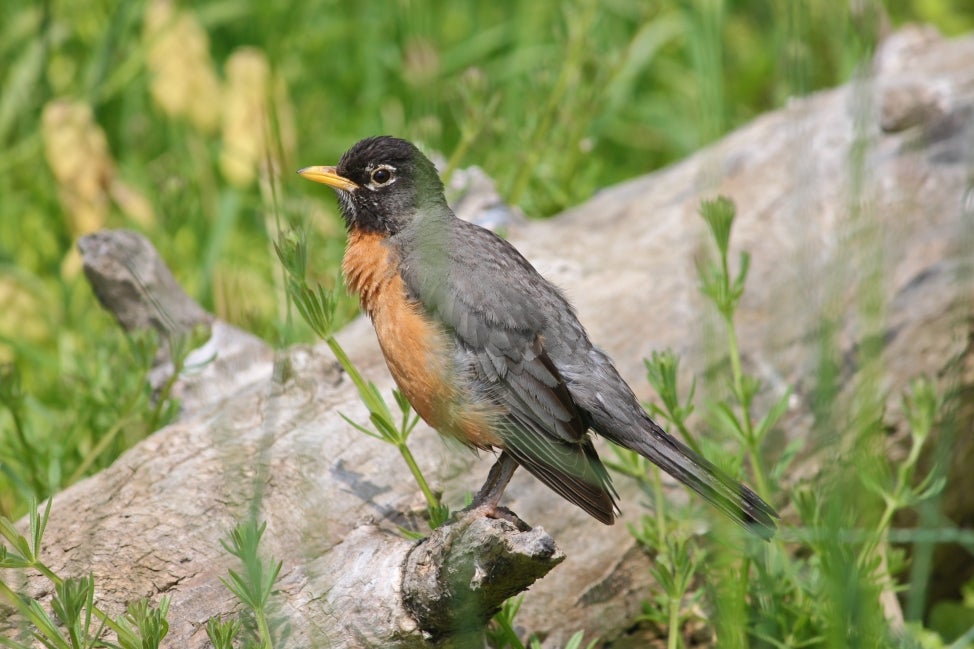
{"left": 1, "top": 0, "right": 973, "bottom": 646}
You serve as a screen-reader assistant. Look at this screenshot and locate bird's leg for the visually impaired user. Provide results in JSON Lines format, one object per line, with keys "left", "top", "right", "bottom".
{"left": 465, "top": 451, "right": 529, "bottom": 529}
{"left": 473, "top": 451, "right": 518, "bottom": 510}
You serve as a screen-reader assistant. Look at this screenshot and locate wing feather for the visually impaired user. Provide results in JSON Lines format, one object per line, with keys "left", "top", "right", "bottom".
{"left": 474, "top": 336, "right": 619, "bottom": 523}
{"left": 399, "top": 219, "right": 619, "bottom": 522}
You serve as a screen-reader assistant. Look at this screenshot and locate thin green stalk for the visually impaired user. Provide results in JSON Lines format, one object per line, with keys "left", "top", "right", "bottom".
{"left": 277, "top": 230, "right": 444, "bottom": 521}
{"left": 723, "top": 318, "right": 771, "bottom": 502}
{"left": 396, "top": 439, "right": 439, "bottom": 512}
{"left": 324, "top": 336, "right": 394, "bottom": 424}
{"left": 148, "top": 363, "right": 179, "bottom": 431}
{"left": 0, "top": 579, "right": 25, "bottom": 607}
{"left": 494, "top": 612, "right": 526, "bottom": 649}
{"left": 68, "top": 411, "right": 137, "bottom": 485}
{"left": 325, "top": 335, "right": 440, "bottom": 512}
{"left": 666, "top": 593, "right": 681, "bottom": 649}
{"left": 1, "top": 548, "right": 62, "bottom": 590}
{"left": 700, "top": 196, "right": 773, "bottom": 502}
{"left": 651, "top": 466, "right": 667, "bottom": 547}
{"left": 671, "top": 417, "right": 701, "bottom": 457}
{"left": 255, "top": 609, "right": 272, "bottom": 649}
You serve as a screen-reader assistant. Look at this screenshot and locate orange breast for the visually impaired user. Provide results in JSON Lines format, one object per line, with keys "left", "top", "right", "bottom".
{"left": 342, "top": 230, "right": 501, "bottom": 449}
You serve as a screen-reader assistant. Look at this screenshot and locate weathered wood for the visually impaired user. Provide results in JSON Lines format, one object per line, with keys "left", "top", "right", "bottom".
{"left": 3, "top": 24, "right": 973, "bottom": 648}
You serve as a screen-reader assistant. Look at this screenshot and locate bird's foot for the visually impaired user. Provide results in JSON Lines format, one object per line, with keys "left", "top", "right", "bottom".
{"left": 459, "top": 501, "right": 531, "bottom": 532}
{"left": 456, "top": 451, "right": 531, "bottom": 530}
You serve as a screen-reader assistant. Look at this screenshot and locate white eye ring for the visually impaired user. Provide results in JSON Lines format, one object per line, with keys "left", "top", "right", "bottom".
{"left": 369, "top": 164, "right": 396, "bottom": 187}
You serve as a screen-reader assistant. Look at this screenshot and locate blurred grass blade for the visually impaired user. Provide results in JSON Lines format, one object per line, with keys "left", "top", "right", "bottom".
{"left": 0, "top": 38, "right": 43, "bottom": 145}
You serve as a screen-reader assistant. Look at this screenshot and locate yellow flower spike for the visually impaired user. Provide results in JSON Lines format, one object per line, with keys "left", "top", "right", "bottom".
{"left": 41, "top": 99, "right": 157, "bottom": 272}
{"left": 220, "top": 47, "right": 270, "bottom": 187}
{"left": 220, "top": 47, "right": 297, "bottom": 188}
{"left": 143, "top": 0, "right": 221, "bottom": 133}
{"left": 41, "top": 100, "right": 114, "bottom": 238}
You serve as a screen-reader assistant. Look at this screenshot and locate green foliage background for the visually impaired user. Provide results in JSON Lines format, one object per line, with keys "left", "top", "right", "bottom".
{"left": 0, "top": 0, "right": 972, "bottom": 644}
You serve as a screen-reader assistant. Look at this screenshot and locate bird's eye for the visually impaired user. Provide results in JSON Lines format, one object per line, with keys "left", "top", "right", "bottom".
{"left": 371, "top": 167, "right": 394, "bottom": 185}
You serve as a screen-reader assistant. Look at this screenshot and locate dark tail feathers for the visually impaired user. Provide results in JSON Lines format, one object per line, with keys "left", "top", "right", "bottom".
{"left": 616, "top": 416, "right": 778, "bottom": 539}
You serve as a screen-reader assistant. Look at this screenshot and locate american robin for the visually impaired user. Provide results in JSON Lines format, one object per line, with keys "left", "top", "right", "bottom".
{"left": 299, "top": 136, "right": 777, "bottom": 537}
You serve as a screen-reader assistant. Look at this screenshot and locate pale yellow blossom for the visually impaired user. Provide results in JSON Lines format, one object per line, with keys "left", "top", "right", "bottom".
{"left": 143, "top": 0, "right": 221, "bottom": 133}
{"left": 41, "top": 99, "right": 157, "bottom": 277}
{"left": 42, "top": 100, "right": 113, "bottom": 237}
{"left": 220, "top": 47, "right": 296, "bottom": 188}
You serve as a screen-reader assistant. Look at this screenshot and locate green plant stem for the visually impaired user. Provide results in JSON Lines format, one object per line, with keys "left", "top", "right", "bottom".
{"left": 324, "top": 337, "right": 391, "bottom": 421}
{"left": 869, "top": 438, "right": 924, "bottom": 599}
{"left": 0, "top": 579, "right": 25, "bottom": 607}
{"left": 870, "top": 414, "right": 927, "bottom": 560}
{"left": 723, "top": 317, "right": 771, "bottom": 502}
{"left": 255, "top": 608, "right": 272, "bottom": 649}
{"left": 671, "top": 417, "right": 701, "bottom": 457}
{"left": 667, "top": 593, "right": 681, "bottom": 649}
{"left": 148, "top": 361, "right": 180, "bottom": 431}
{"left": 26, "top": 557, "right": 62, "bottom": 588}
{"left": 396, "top": 439, "right": 439, "bottom": 512}
{"left": 495, "top": 614, "right": 526, "bottom": 649}
{"left": 652, "top": 466, "right": 667, "bottom": 546}
{"left": 325, "top": 335, "right": 440, "bottom": 512}
{"left": 67, "top": 410, "right": 137, "bottom": 485}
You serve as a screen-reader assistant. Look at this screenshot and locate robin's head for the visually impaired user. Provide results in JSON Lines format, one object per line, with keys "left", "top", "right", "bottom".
{"left": 299, "top": 136, "right": 447, "bottom": 235}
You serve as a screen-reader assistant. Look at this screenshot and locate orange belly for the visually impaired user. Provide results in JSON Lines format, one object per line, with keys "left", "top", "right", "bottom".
{"left": 342, "top": 230, "right": 501, "bottom": 449}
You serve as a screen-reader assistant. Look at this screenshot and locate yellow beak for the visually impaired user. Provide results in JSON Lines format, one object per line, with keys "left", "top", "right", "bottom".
{"left": 297, "top": 165, "right": 359, "bottom": 191}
